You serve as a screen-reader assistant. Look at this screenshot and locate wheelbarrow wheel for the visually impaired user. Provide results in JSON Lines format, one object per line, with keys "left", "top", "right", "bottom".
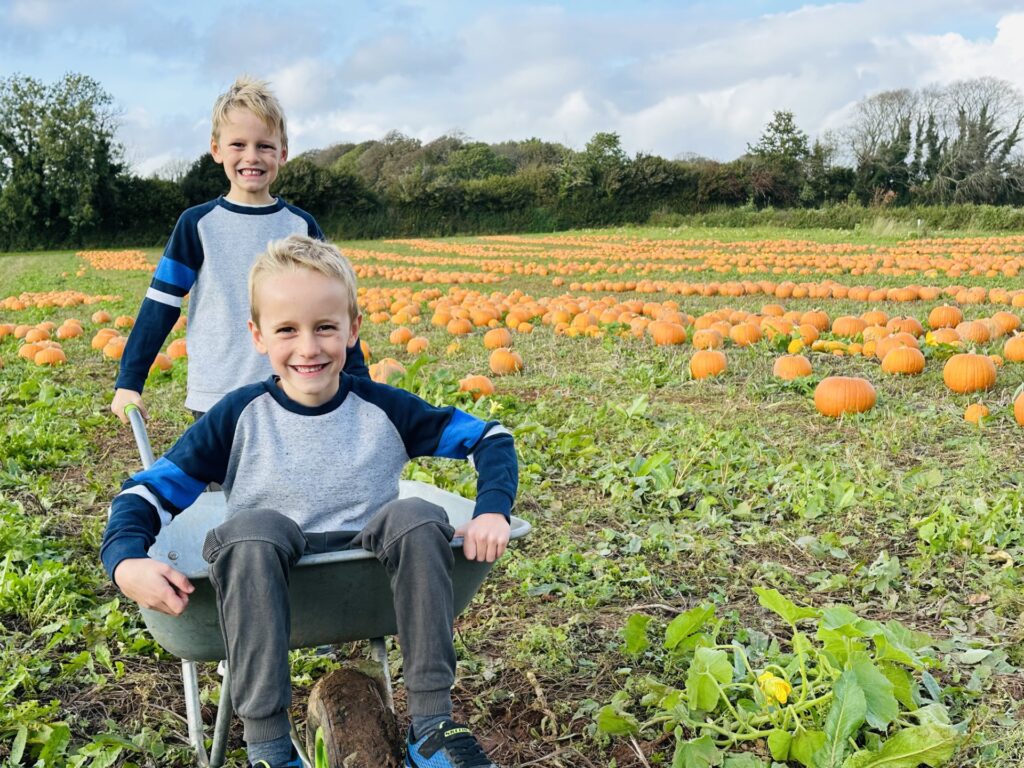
{"left": 305, "top": 666, "right": 403, "bottom": 768}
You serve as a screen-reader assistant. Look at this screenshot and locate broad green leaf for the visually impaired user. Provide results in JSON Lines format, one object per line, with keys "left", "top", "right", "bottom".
{"left": 872, "top": 634, "right": 920, "bottom": 669}
{"left": 37, "top": 723, "right": 72, "bottom": 763}
{"left": 754, "top": 587, "right": 819, "bottom": 626}
{"left": 673, "top": 734, "right": 723, "bottom": 768}
{"left": 815, "top": 670, "right": 867, "bottom": 768}
{"left": 724, "top": 754, "right": 768, "bottom": 767}
{"left": 841, "top": 724, "right": 959, "bottom": 768}
{"left": 818, "top": 627, "right": 866, "bottom": 667}
{"left": 10, "top": 725, "right": 27, "bottom": 763}
{"left": 623, "top": 613, "right": 652, "bottom": 656}
{"left": 686, "top": 647, "right": 733, "bottom": 712}
{"left": 767, "top": 729, "right": 792, "bottom": 761}
{"left": 666, "top": 604, "right": 716, "bottom": 650}
{"left": 912, "top": 703, "right": 951, "bottom": 726}
{"left": 596, "top": 704, "right": 640, "bottom": 736}
{"left": 791, "top": 730, "right": 826, "bottom": 767}
{"left": 878, "top": 663, "right": 917, "bottom": 711}
{"left": 821, "top": 606, "right": 867, "bottom": 634}
{"left": 849, "top": 655, "right": 899, "bottom": 730}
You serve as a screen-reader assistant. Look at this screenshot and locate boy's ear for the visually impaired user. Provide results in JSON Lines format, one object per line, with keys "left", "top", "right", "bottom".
{"left": 210, "top": 136, "right": 224, "bottom": 165}
{"left": 348, "top": 313, "right": 362, "bottom": 346}
{"left": 248, "top": 318, "right": 268, "bottom": 354}
{"left": 280, "top": 145, "right": 288, "bottom": 164}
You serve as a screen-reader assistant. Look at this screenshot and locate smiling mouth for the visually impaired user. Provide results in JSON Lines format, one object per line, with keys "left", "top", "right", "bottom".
{"left": 239, "top": 168, "right": 265, "bottom": 177}
{"left": 292, "top": 363, "right": 327, "bottom": 375}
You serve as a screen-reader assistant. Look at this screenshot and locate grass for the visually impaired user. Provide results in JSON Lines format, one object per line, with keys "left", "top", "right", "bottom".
{"left": 0, "top": 228, "right": 1022, "bottom": 766}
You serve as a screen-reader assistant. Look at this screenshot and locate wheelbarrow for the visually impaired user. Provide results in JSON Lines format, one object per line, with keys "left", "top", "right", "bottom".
{"left": 125, "top": 406, "right": 531, "bottom": 767}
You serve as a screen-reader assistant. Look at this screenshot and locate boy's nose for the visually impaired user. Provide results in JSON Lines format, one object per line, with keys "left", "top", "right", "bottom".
{"left": 298, "top": 333, "right": 321, "bottom": 356}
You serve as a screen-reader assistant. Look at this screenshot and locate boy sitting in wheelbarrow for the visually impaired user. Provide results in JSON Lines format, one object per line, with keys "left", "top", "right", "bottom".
{"left": 101, "top": 234, "right": 518, "bottom": 768}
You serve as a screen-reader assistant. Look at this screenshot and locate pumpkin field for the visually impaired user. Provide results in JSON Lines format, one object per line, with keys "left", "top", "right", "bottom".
{"left": 1, "top": 225, "right": 1023, "bottom": 767}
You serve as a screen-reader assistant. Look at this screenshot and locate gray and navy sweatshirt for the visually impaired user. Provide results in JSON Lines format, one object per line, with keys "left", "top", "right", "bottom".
{"left": 100, "top": 373, "right": 518, "bottom": 581}
{"left": 115, "top": 196, "right": 368, "bottom": 412}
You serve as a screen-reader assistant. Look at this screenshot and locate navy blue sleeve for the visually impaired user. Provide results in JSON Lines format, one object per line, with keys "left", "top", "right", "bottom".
{"left": 349, "top": 378, "right": 518, "bottom": 518}
{"left": 115, "top": 204, "right": 211, "bottom": 393}
{"left": 343, "top": 338, "right": 369, "bottom": 378}
{"left": 100, "top": 383, "right": 260, "bottom": 581}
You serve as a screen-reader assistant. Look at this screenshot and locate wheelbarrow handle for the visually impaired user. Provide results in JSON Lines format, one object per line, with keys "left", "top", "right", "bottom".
{"left": 125, "top": 404, "right": 156, "bottom": 470}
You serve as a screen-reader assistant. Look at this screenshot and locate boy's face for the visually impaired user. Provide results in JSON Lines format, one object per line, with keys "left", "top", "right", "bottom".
{"left": 211, "top": 107, "right": 287, "bottom": 205}
{"left": 249, "top": 267, "right": 362, "bottom": 407}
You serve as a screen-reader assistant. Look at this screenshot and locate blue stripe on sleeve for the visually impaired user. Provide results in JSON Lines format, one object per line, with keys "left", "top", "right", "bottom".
{"left": 132, "top": 456, "right": 207, "bottom": 512}
{"left": 436, "top": 409, "right": 487, "bottom": 459}
{"left": 154, "top": 258, "right": 198, "bottom": 289}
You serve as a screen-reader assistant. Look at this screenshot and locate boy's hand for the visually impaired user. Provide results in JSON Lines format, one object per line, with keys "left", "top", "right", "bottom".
{"left": 454, "top": 513, "right": 510, "bottom": 563}
{"left": 113, "top": 558, "right": 194, "bottom": 616}
{"left": 111, "top": 388, "right": 147, "bottom": 424}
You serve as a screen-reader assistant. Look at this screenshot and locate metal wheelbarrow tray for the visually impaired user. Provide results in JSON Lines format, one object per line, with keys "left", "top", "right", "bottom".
{"left": 141, "top": 481, "right": 532, "bottom": 661}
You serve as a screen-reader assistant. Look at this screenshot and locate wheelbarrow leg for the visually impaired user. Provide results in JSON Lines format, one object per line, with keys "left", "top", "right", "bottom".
{"left": 209, "top": 662, "right": 233, "bottom": 768}
{"left": 182, "top": 659, "right": 211, "bottom": 767}
{"left": 369, "top": 637, "right": 395, "bottom": 713}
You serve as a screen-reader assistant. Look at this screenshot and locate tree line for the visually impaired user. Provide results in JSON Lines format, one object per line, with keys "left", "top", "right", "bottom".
{"left": 1, "top": 73, "right": 1022, "bottom": 250}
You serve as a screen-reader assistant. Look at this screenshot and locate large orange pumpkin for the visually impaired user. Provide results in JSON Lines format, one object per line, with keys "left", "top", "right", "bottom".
{"left": 648, "top": 321, "right": 687, "bottom": 346}
{"left": 167, "top": 338, "right": 188, "bottom": 359}
{"left": 34, "top": 347, "right": 67, "bottom": 366}
{"left": 928, "top": 305, "right": 963, "bottom": 329}
{"left": 689, "top": 350, "right": 727, "bottom": 379}
{"left": 1002, "top": 334, "right": 1024, "bottom": 362}
{"left": 880, "top": 347, "right": 925, "bottom": 375}
{"left": 489, "top": 347, "right": 524, "bottom": 376}
{"left": 814, "top": 376, "right": 876, "bottom": 417}
{"left": 483, "top": 327, "right": 513, "bottom": 350}
{"left": 942, "top": 353, "right": 996, "bottom": 393}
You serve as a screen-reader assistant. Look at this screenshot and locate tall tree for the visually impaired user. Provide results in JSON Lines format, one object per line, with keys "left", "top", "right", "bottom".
{"left": 0, "top": 73, "right": 121, "bottom": 248}
{"left": 747, "top": 111, "right": 809, "bottom": 207}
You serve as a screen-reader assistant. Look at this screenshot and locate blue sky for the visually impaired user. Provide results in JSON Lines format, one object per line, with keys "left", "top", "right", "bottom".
{"left": 1, "top": 0, "right": 1022, "bottom": 175}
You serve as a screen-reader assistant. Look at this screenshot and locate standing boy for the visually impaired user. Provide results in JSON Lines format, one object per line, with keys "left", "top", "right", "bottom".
{"left": 111, "top": 76, "right": 367, "bottom": 421}
{"left": 101, "top": 235, "right": 517, "bottom": 768}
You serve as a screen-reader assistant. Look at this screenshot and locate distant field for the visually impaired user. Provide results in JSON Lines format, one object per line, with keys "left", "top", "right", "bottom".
{"left": 1, "top": 226, "right": 1022, "bottom": 767}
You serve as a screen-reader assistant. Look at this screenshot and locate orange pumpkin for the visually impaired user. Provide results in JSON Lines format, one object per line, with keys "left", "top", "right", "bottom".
{"left": 369, "top": 357, "right": 406, "bottom": 384}
{"left": 880, "top": 347, "right": 925, "bottom": 375}
{"left": 91, "top": 309, "right": 112, "bottom": 324}
{"left": 103, "top": 337, "right": 127, "bottom": 360}
{"left": 489, "top": 347, "right": 524, "bottom": 376}
{"left": 458, "top": 374, "right": 495, "bottom": 401}
{"left": 149, "top": 353, "right": 173, "bottom": 374}
{"left": 1003, "top": 334, "right": 1024, "bottom": 362}
{"left": 167, "top": 338, "right": 188, "bottom": 359}
{"left": 928, "top": 305, "right": 963, "bottom": 329}
{"left": 772, "top": 354, "right": 812, "bottom": 380}
{"left": 831, "top": 316, "right": 867, "bottom": 338}
{"left": 483, "top": 328, "right": 513, "bottom": 350}
{"left": 729, "top": 322, "right": 761, "bottom": 346}
{"left": 690, "top": 350, "right": 727, "bottom": 379}
{"left": 34, "top": 347, "right": 66, "bottom": 366}
{"left": 114, "top": 315, "right": 135, "bottom": 329}
{"left": 964, "top": 403, "right": 989, "bottom": 424}
{"left": 389, "top": 326, "right": 414, "bottom": 345}
{"left": 814, "top": 376, "right": 876, "bottom": 417}
{"left": 647, "top": 321, "right": 687, "bottom": 346}
{"left": 1015, "top": 390, "right": 1024, "bottom": 426}
{"left": 692, "top": 329, "right": 724, "bottom": 350}
{"left": 942, "top": 353, "right": 996, "bottom": 393}
{"left": 406, "top": 336, "right": 429, "bottom": 354}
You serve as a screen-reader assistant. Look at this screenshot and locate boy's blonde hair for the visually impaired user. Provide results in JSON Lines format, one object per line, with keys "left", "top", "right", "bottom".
{"left": 211, "top": 75, "right": 288, "bottom": 148}
{"left": 249, "top": 235, "right": 359, "bottom": 325}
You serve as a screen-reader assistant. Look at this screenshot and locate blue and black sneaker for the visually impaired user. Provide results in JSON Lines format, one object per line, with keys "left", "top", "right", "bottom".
{"left": 249, "top": 751, "right": 302, "bottom": 768}
{"left": 405, "top": 719, "right": 498, "bottom": 767}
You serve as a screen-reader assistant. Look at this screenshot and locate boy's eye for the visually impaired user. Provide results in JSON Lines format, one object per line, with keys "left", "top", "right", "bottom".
{"left": 317, "top": 324, "right": 337, "bottom": 333}
{"left": 275, "top": 326, "right": 295, "bottom": 334}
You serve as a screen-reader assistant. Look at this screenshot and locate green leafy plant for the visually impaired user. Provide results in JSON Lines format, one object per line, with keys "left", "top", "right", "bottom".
{"left": 598, "top": 589, "right": 963, "bottom": 767}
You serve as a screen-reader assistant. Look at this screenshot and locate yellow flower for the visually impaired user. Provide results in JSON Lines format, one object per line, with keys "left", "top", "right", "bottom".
{"left": 787, "top": 339, "right": 805, "bottom": 354}
{"left": 757, "top": 672, "right": 792, "bottom": 705}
